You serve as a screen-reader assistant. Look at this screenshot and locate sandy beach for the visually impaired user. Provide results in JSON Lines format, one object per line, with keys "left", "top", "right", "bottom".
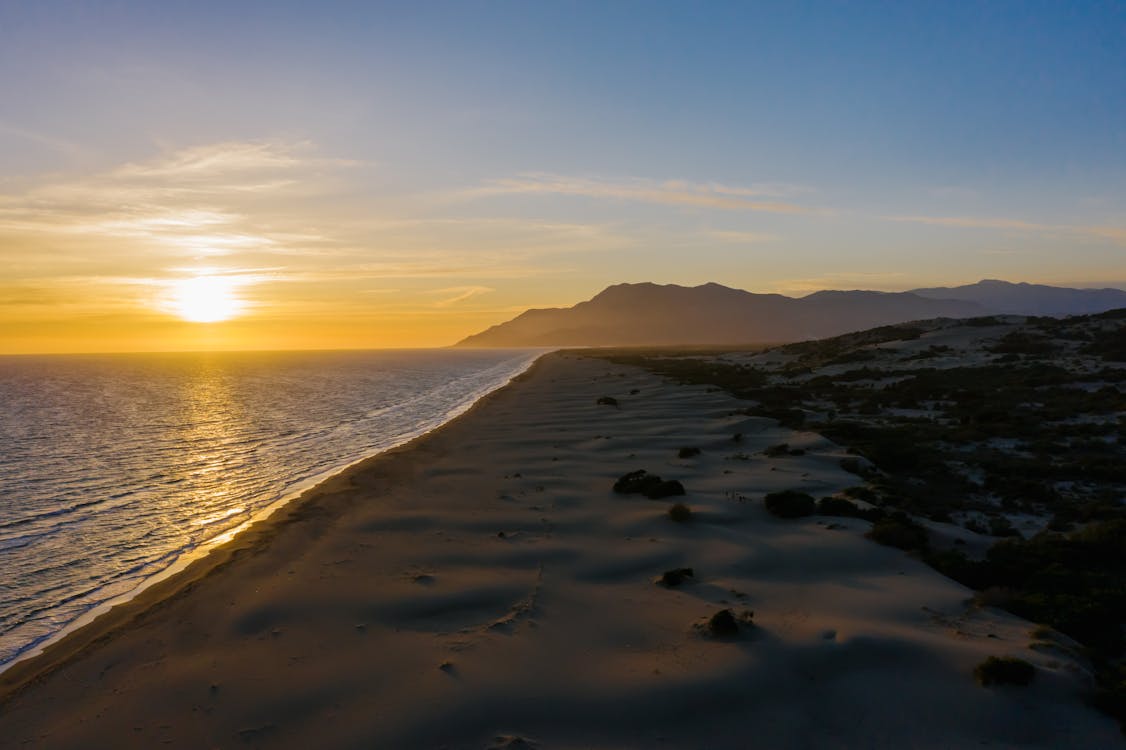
{"left": 0, "top": 352, "right": 1119, "bottom": 749}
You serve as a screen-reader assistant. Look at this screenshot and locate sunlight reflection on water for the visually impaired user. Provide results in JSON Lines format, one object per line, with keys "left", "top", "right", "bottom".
{"left": 0, "top": 348, "right": 540, "bottom": 667}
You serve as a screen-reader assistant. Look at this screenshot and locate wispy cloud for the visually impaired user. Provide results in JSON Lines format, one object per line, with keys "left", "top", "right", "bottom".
{"left": 887, "top": 214, "right": 1126, "bottom": 244}
{"left": 0, "top": 140, "right": 343, "bottom": 265}
{"left": 0, "top": 121, "right": 91, "bottom": 161}
{"left": 425, "top": 285, "right": 495, "bottom": 307}
{"left": 1089, "top": 226, "right": 1126, "bottom": 243}
{"left": 773, "top": 272, "right": 909, "bottom": 295}
{"left": 886, "top": 215, "right": 1053, "bottom": 232}
{"left": 707, "top": 229, "right": 776, "bottom": 244}
{"left": 464, "top": 173, "right": 818, "bottom": 215}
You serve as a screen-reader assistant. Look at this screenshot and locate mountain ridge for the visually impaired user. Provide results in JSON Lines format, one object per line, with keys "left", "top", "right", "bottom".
{"left": 455, "top": 279, "right": 1126, "bottom": 348}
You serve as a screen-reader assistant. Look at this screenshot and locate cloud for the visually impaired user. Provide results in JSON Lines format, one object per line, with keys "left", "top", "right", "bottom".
{"left": 773, "top": 272, "right": 908, "bottom": 295}
{"left": 425, "top": 285, "right": 495, "bottom": 307}
{"left": 0, "top": 140, "right": 344, "bottom": 265}
{"left": 886, "top": 214, "right": 1126, "bottom": 245}
{"left": 1089, "top": 226, "right": 1126, "bottom": 243}
{"left": 464, "top": 173, "right": 818, "bottom": 215}
{"left": 707, "top": 229, "right": 776, "bottom": 244}
{"left": 0, "top": 121, "right": 90, "bottom": 160}
{"left": 886, "top": 215, "right": 1053, "bottom": 232}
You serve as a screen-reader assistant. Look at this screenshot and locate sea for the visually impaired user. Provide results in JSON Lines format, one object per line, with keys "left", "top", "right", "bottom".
{"left": 0, "top": 348, "right": 543, "bottom": 670}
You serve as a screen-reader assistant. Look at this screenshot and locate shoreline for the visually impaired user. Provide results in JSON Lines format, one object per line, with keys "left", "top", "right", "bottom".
{"left": 0, "top": 350, "right": 547, "bottom": 691}
{"left": 0, "top": 351, "right": 1118, "bottom": 748}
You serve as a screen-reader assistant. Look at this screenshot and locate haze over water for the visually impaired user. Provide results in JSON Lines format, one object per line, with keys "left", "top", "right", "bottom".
{"left": 0, "top": 348, "right": 540, "bottom": 667}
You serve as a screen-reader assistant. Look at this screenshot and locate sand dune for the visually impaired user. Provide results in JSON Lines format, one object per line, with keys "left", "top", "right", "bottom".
{"left": 0, "top": 353, "right": 1118, "bottom": 748}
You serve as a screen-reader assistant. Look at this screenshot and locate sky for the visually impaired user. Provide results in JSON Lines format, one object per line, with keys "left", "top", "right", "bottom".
{"left": 1, "top": 1, "right": 1124, "bottom": 353}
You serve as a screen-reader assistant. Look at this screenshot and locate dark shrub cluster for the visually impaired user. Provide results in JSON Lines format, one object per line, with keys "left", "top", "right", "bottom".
{"left": 974, "top": 656, "right": 1036, "bottom": 686}
{"left": 704, "top": 608, "right": 755, "bottom": 637}
{"left": 667, "top": 503, "right": 693, "bottom": 523}
{"left": 866, "top": 512, "right": 929, "bottom": 551}
{"left": 613, "top": 470, "right": 686, "bottom": 499}
{"left": 708, "top": 609, "right": 740, "bottom": 636}
{"left": 678, "top": 446, "right": 701, "bottom": 458}
{"left": 817, "top": 496, "right": 885, "bottom": 522}
{"left": 764, "top": 490, "right": 816, "bottom": 519}
{"left": 658, "top": 568, "right": 694, "bottom": 587}
{"left": 595, "top": 396, "right": 619, "bottom": 407}
{"left": 764, "top": 443, "right": 805, "bottom": 457}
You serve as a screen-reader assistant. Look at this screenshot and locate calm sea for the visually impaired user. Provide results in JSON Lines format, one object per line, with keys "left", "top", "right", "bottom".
{"left": 0, "top": 348, "right": 542, "bottom": 668}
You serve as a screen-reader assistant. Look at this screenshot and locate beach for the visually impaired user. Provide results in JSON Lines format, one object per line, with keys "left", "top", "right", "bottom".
{"left": 0, "top": 351, "right": 1118, "bottom": 749}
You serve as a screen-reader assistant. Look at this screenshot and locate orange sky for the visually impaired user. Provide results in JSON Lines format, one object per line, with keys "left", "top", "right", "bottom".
{"left": 3, "top": 6, "right": 1124, "bottom": 353}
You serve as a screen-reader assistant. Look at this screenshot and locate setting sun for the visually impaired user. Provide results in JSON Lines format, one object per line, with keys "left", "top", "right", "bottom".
{"left": 170, "top": 275, "right": 243, "bottom": 323}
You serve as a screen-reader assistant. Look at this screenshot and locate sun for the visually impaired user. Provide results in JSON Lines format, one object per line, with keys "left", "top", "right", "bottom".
{"left": 170, "top": 275, "right": 243, "bottom": 323}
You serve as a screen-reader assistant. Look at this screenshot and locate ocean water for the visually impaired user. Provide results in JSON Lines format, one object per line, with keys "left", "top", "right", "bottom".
{"left": 0, "top": 348, "right": 542, "bottom": 668}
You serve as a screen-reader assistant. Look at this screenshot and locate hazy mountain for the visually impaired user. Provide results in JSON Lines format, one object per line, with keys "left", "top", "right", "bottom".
{"left": 455, "top": 282, "right": 985, "bottom": 347}
{"left": 910, "top": 279, "right": 1126, "bottom": 316}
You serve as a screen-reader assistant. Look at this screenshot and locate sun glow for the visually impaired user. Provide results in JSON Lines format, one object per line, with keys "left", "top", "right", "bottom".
{"left": 170, "top": 275, "right": 244, "bottom": 322}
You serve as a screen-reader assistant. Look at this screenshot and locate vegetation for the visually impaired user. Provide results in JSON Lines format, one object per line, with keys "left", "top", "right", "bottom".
{"left": 705, "top": 608, "right": 754, "bottom": 637}
{"left": 763, "top": 490, "right": 816, "bottom": 518}
{"left": 817, "top": 496, "right": 883, "bottom": 522}
{"left": 613, "top": 470, "right": 686, "bottom": 499}
{"left": 974, "top": 656, "right": 1036, "bottom": 686}
{"left": 658, "top": 568, "right": 695, "bottom": 587}
{"left": 678, "top": 446, "right": 702, "bottom": 458}
{"left": 595, "top": 396, "right": 619, "bottom": 407}
{"left": 707, "top": 609, "right": 739, "bottom": 636}
{"left": 668, "top": 503, "right": 693, "bottom": 523}
{"left": 583, "top": 309, "right": 1126, "bottom": 730}
{"left": 866, "top": 512, "right": 929, "bottom": 551}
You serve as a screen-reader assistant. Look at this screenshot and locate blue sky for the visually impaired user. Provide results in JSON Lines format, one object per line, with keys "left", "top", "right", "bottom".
{"left": 1, "top": 1, "right": 1124, "bottom": 350}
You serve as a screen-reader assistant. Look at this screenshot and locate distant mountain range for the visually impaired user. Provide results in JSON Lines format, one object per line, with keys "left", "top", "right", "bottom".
{"left": 455, "top": 279, "right": 1126, "bottom": 348}
{"left": 910, "top": 279, "right": 1126, "bottom": 316}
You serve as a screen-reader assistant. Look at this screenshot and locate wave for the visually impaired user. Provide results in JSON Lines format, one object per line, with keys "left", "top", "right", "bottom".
{"left": 0, "top": 348, "right": 544, "bottom": 669}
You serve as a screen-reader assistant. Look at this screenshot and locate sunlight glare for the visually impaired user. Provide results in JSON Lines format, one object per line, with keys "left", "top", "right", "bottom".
{"left": 171, "top": 275, "right": 243, "bottom": 323}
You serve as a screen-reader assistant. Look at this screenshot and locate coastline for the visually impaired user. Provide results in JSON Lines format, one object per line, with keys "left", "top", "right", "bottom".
{"left": 0, "top": 351, "right": 1119, "bottom": 748}
{"left": 0, "top": 350, "right": 547, "bottom": 685}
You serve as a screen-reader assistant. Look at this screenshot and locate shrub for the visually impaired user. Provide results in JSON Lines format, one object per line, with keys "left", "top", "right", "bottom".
{"left": 596, "top": 396, "right": 619, "bottom": 407}
{"left": 707, "top": 609, "right": 740, "bottom": 637}
{"left": 764, "top": 443, "right": 792, "bottom": 457}
{"left": 613, "top": 470, "right": 685, "bottom": 499}
{"left": 819, "top": 496, "right": 885, "bottom": 522}
{"left": 764, "top": 490, "right": 817, "bottom": 518}
{"left": 678, "top": 446, "right": 701, "bottom": 458}
{"left": 989, "top": 516, "right": 1022, "bottom": 538}
{"left": 614, "top": 470, "right": 653, "bottom": 494}
{"left": 818, "top": 496, "right": 859, "bottom": 516}
{"left": 658, "top": 568, "right": 694, "bottom": 587}
{"left": 647, "top": 479, "right": 686, "bottom": 499}
{"left": 867, "top": 512, "right": 929, "bottom": 551}
{"left": 974, "top": 656, "right": 1036, "bottom": 686}
{"left": 668, "top": 503, "right": 693, "bottom": 523}
{"left": 842, "top": 485, "right": 878, "bottom": 502}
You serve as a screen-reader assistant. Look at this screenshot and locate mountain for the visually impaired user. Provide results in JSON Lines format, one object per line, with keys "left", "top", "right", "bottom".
{"left": 455, "top": 282, "right": 986, "bottom": 347}
{"left": 910, "top": 279, "right": 1126, "bottom": 316}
